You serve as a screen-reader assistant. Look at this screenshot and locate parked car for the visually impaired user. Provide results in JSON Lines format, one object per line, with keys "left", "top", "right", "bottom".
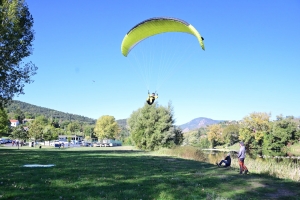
{"left": 84, "top": 142, "right": 92, "bottom": 147}
{"left": 71, "top": 140, "right": 82, "bottom": 145}
{"left": 93, "top": 143, "right": 100, "bottom": 147}
{"left": 0, "top": 138, "right": 8, "bottom": 144}
{"left": 81, "top": 141, "right": 92, "bottom": 147}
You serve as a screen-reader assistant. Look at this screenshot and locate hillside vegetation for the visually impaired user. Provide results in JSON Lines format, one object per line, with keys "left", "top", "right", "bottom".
{"left": 6, "top": 100, "right": 126, "bottom": 127}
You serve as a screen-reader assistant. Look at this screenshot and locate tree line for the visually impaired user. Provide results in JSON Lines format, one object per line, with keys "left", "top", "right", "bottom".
{"left": 183, "top": 112, "right": 300, "bottom": 150}
{"left": 0, "top": 105, "right": 131, "bottom": 144}
{"left": 8, "top": 115, "right": 97, "bottom": 143}
{"left": 3, "top": 99, "right": 299, "bottom": 152}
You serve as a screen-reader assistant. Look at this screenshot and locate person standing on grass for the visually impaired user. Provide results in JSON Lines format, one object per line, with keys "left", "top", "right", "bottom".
{"left": 238, "top": 141, "right": 249, "bottom": 174}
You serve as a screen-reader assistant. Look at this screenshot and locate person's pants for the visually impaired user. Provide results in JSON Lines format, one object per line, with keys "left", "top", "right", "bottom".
{"left": 219, "top": 160, "right": 230, "bottom": 167}
{"left": 146, "top": 99, "right": 154, "bottom": 105}
{"left": 238, "top": 158, "right": 248, "bottom": 173}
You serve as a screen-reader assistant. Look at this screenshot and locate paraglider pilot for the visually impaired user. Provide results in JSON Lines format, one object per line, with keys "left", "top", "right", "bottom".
{"left": 146, "top": 91, "right": 158, "bottom": 105}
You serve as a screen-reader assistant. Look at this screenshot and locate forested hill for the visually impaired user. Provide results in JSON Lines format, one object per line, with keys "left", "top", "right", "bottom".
{"left": 6, "top": 100, "right": 96, "bottom": 124}
{"left": 6, "top": 100, "right": 127, "bottom": 126}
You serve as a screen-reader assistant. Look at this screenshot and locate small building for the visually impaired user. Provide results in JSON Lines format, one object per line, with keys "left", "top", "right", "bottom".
{"left": 10, "top": 120, "right": 20, "bottom": 127}
{"left": 58, "top": 135, "right": 83, "bottom": 142}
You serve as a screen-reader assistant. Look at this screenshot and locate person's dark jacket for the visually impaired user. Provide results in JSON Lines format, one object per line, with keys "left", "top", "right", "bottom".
{"left": 224, "top": 156, "right": 231, "bottom": 166}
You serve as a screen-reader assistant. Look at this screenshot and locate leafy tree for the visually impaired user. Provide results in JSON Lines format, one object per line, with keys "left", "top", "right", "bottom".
{"left": 171, "top": 126, "right": 184, "bottom": 147}
{"left": 14, "top": 108, "right": 25, "bottom": 123}
{"left": 0, "top": 0, "right": 37, "bottom": 107}
{"left": 10, "top": 124, "right": 28, "bottom": 140}
{"left": 222, "top": 124, "right": 240, "bottom": 146}
{"left": 0, "top": 106, "right": 9, "bottom": 136}
{"left": 182, "top": 131, "right": 193, "bottom": 146}
{"left": 182, "top": 130, "right": 198, "bottom": 146}
{"left": 60, "top": 120, "right": 70, "bottom": 130}
{"left": 24, "top": 112, "right": 34, "bottom": 119}
{"left": 158, "top": 126, "right": 183, "bottom": 149}
{"left": 67, "top": 121, "right": 81, "bottom": 133}
{"left": 197, "top": 137, "right": 210, "bottom": 149}
{"left": 119, "top": 126, "right": 130, "bottom": 142}
{"left": 28, "top": 116, "right": 48, "bottom": 141}
{"left": 51, "top": 119, "right": 60, "bottom": 128}
{"left": 183, "top": 128, "right": 208, "bottom": 147}
{"left": 207, "top": 124, "right": 223, "bottom": 147}
{"left": 83, "top": 124, "right": 95, "bottom": 138}
{"left": 239, "top": 112, "right": 271, "bottom": 148}
{"left": 197, "top": 127, "right": 207, "bottom": 137}
{"left": 127, "top": 103, "right": 183, "bottom": 150}
{"left": 84, "top": 135, "right": 91, "bottom": 142}
{"left": 264, "top": 115, "right": 299, "bottom": 149}
{"left": 43, "top": 125, "right": 59, "bottom": 142}
{"left": 94, "top": 115, "right": 119, "bottom": 140}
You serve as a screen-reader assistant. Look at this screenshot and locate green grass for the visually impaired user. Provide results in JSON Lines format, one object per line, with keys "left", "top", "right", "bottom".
{"left": 203, "top": 149, "right": 300, "bottom": 182}
{"left": 0, "top": 147, "right": 300, "bottom": 200}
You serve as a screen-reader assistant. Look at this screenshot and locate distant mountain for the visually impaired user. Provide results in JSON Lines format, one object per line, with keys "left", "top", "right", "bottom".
{"left": 6, "top": 100, "right": 127, "bottom": 127}
{"left": 179, "top": 117, "right": 223, "bottom": 133}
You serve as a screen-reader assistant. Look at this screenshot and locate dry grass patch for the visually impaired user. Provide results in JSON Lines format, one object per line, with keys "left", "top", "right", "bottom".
{"left": 154, "top": 146, "right": 207, "bottom": 162}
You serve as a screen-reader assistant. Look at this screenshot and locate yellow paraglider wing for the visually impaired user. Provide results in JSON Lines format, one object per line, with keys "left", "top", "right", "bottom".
{"left": 121, "top": 17, "right": 205, "bottom": 57}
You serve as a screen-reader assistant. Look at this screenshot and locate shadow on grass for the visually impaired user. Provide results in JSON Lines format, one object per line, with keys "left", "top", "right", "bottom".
{"left": 0, "top": 149, "right": 299, "bottom": 200}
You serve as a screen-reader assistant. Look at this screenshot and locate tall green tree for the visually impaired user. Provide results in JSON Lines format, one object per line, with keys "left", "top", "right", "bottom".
{"left": 207, "top": 124, "right": 223, "bottom": 147}
{"left": 264, "top": 115, "right": 299, "bottom": 149}
{"left": 239, "top": 112, "right": 271, "bottom": 148}
{"left": 222, "top": 124, "right": 240, "bottom": 146}
{"left": 24, "top": 112, "right": 34, "bottom": 119}
{"left": 0, "top": 106, "right": 9, "bottom": 136}
{"left": 14, "top": 108, "right": 25, "bottom": 123}
{"left": 83, "top": 124, "right": 95, "bottom": 138}
{"left": 94, "top": 115, "right": 119, "bottom": 140}
{"left": 51, "top": 119, "right": 60, "bottom": 128}
{"left": 43, "top": 125, "right": 59, "bottom": 142}
{"left": 28, "top": 116, "right": 48, "bottom": 141}
{"left": 0, "top": 0, "right": 37, "bottom": 106}
{"left": 10, "top": 124, "right": 28, "bottom": 140}
{"left": 67, "top": 121, "right": 81, "bottom": 133}
{"left": 183, "top": 127, "right": 208, "bottom": 147}
{"left": 182, "top": 130, "right": 199, "bottom": 146}
{"left": 60, "top": 121, "right": 70, "bottom": 130}
{"left": 119, "top": 126, "right": 130, "bottom": 141}
{"left": 128, "top": 102, "right": 183, "bottom": 150}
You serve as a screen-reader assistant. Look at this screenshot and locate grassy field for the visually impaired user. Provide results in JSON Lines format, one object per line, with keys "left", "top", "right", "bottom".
{"left": 0, "top": 146, "right": 300, "bottom": 200}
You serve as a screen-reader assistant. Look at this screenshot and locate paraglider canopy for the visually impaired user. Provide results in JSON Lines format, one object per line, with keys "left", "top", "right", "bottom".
{"left": 121, "top": 17, "right": 205, "bottom": 57}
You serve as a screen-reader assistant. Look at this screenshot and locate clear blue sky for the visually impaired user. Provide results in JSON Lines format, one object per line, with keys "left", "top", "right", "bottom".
{"left": 15, "top": 0, "right": 300, "bottom": 125}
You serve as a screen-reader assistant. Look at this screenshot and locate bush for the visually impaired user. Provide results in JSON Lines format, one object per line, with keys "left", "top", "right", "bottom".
{"left": 123, "top": 137, "right": 133, "bottom": 146}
